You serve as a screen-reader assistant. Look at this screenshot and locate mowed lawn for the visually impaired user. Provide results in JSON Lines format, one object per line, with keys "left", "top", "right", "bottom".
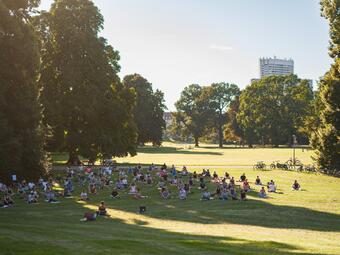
{"left": 52, "top": 142, "right": 315, "bottom": 166}
{"left": 0, "top": 167, "right": 339, "bottom": 255}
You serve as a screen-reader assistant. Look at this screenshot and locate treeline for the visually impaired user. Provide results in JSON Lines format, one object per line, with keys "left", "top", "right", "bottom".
{"left": 0, "top": 0, "right": 166, "bottom": 181}
{"left": 170, "top": 75, "right": 314, "bottom": 148}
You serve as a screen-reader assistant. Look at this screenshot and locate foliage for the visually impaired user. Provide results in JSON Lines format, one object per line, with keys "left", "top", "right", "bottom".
{"left": 237, "top": 75, "right": 314, "bottom": 147}
{"left": 0, "top": 0, "right": 47, "bottom": 182}
{"left": 309, "top": 0, "right": 340, "bottom": 174}
{"left": 203, "top": 83, "right": 240, "bottom": 148}
{"left": 123, "top": 74, "right": 166, "bottom": 146}
{"left": 174, "top": 84, "right": 211, "bottom": 147}
{"left": 36, "top": 0, "right": 137, "bottom": 163}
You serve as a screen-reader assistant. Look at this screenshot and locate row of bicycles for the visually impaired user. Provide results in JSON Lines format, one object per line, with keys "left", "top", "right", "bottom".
{"left": 253, "top": 159, "right": 317, "bottom": 173}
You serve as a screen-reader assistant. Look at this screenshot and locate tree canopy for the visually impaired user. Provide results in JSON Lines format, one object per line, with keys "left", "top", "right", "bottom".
{"left": 310, "top": 0, "right": 340, "bottom": 173}
{"left": 36, "top": 0, "right": 137, "bottom": 163}
{"left": 123, "top": 74, "right": 166, "bottom": 146}
{"left": 0, "top": 0, "right": 47, "bottom": 182}
{"left": 237, "top": 75, "right": 314, "bottom": 147}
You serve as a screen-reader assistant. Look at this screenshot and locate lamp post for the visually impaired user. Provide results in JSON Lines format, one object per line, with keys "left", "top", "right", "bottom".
{"left": 292, "top": 135, "right": 297, "bottom": 170}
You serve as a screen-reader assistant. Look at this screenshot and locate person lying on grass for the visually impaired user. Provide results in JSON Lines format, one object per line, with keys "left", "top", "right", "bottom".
{"left": 111, "top": 188, "right": 120, "bottom": 199}
{"left": 255, "top": 176, "right": 262, "bottom": 185}
{"left": 80, "top": 212, "right": 97, "bottom": 222}
{"left": 160, "top": 187, "right": 171, "bottom": 199}
{"left": 258, "top": 187, "right": 267, "bottom": 198}
{"left": 292, "top": 180, "right": 301, "bottom": 191}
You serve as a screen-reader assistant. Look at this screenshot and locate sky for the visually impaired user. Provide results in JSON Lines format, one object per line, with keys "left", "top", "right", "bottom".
{"left": 39, "top": 0, "right": 332, "bottom": 111}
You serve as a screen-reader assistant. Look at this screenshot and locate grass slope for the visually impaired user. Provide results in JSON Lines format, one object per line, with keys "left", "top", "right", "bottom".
{"left": 0, "top": 167, "right": 339, "bottom": 255}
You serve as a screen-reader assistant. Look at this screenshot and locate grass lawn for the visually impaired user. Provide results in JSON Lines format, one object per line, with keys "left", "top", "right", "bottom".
{"left": 0, "top": 166, "right": 339, "bottom": 255}
{"left": 52, "top": 142, "right": 315, "bottom": 166}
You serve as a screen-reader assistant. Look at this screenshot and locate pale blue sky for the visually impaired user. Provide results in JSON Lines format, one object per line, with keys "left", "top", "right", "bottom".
{"left": 39, "top": 0, "right": 331, "bottom": 110}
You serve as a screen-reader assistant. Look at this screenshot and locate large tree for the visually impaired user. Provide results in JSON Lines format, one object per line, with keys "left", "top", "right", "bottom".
{"left": 174, "top": 84, "right": 211, "bottom": 147}
{"left": 203, "top": 82, "right": 240, "bottom": 148}
{"left": 0, "top": 0, "right": 47, "bottom": 182}
{"left": 123, "top": 74, "right": 166, "bottom": 146}
{"left": 310, "top": 0, "right": 340, "bottom": 174}
{"left": 36, "top": 0, "right": 137, "bottom": 163}
{"left": 237, "top": 75, "right": 314, "bottom": 147}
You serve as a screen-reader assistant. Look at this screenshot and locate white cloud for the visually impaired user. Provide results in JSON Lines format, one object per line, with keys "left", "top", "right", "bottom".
{"left": 209, "top": 44, "right": 233, "bottom": 51}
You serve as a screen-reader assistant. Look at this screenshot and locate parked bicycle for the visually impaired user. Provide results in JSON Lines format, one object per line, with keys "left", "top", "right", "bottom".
{"left": 253, "top": 161, "right": 267, "bottom": 170}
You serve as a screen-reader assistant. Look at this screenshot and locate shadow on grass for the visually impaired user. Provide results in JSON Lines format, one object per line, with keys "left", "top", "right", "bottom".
{"left": 137, "top": 146, "right": 222, "bottom": 155}
{"left": 0, "top": 191, "right": 334, "bottom": 255}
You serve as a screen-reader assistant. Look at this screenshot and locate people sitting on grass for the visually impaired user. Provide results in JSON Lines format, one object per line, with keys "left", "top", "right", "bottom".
{"left": 267, "top": 180, "right": 277, "bottom": 193}
{"left": 258, "top": 187, "right": 267, "bottom": 198}
{"left": 292, "top": 180, "right": 301, "bottom": 191}
{"left": 160, "top": 187, "right": 171, "bottom": 199}
{"left": 240, "top": 173, "right": 246, "bottom": 182}
{"left": 97, "top": 201, "right": 107, "bottom": 216}
{"left": 201, "top": 190, "right": 212, "bottom": 200}
{"left": 129, "top": 183, "right": 138, "bottom": 195}
{"left": 240, "top": 189, "right": 247, "bottom": 201}
{"left": 89, "top": 183, "right": 96, "bottom": 194}
{"left": 80, "top": 190, "right": 89, "bottom": 201}
{"left": 27, "top": 191, "right": 38, "bottom": 204}
{"left": 178, "top": 188, "right": 187, "bottom": 200}
{"left": 255, "top": 176, "right": 262, "bottom": 185}
{"left": 1, "top": 194, "right": 14, "bottom": 208}
{"left": 111, "top": 188, "right": 120, "bottom": 199}
{"left": 230, "top": 186, "right": 237, "bottom": 200}
{"left": 181, "top": 166, "right": 188, "bottom": 176}
{"left": 199, "top": 179, "right": 207, "bottom": 190}
{"left": 45, "top": 187, "right": 58, "bottom": 203}
{"left": 189, "top": 176, "right": 194, "bottom": 187}
{"left": 220, "top": 188, "right": 228, "bottom": 200}
{"left": 213, "top": 186, "right": 221, "bottom": 198}
{"left": 243, "top": 179, "right": 251, "bottom": 192}
{"left": 225, "top": 172, "right": 230, "bottom": 179}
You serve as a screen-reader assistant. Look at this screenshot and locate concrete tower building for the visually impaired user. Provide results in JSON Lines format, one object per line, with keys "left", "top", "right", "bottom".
{"left": 259, "top": 57, "right": 294, "bottom": 78}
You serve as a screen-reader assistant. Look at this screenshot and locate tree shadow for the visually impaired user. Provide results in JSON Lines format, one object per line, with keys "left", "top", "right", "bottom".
{"left": 137, "top": 146, "right": 222, "bottom": 155}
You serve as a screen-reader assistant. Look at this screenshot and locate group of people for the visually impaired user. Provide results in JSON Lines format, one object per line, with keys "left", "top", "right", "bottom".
{"left": 1, "top": 164, "right": 302, "bottom": 215}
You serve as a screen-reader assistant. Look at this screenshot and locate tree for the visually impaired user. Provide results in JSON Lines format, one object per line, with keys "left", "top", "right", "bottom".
{"left": 204, "top": 83, "right": 240, "bottom": 148}
{"left": 123, "top": 74, "right": 166, "bottom": 146}
{"left": 309, "top": 0, "right": 340, "bottom": 174}
{"left": 0, "top": 0, "right": 47, "bottom": 182}
{"left": 36, "top": 0, "right": 137, "bottom": 163}
{"left": 174, "top": 84, "right": 211, "bottom": 147}
{"left": 224, "top": 95, "right": 245, "bottom": 145}
{"left": 237, "top": 75, "right": 314, "bottom": 147}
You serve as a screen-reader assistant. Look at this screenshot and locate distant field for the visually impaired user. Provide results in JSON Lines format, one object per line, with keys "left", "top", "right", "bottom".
{"left": 52, "top": 142, "right": 315, "bottom": 167}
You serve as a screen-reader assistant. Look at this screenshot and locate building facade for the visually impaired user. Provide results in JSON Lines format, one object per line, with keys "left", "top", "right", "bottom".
{"left": 259, "top": 57, "right": 294, "bottom": 78}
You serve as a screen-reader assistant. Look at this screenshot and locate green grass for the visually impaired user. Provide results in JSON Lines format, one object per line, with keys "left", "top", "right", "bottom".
{"left": 52, "top": 142, "right": 315, "bottom": 166}
{"left": 1, "top": 166, "right": 339, "bottom": 254}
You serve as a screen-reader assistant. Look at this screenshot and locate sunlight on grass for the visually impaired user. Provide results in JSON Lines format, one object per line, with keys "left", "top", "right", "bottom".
{"left": 83, "top": 204, "right": 340, "bottom": 254}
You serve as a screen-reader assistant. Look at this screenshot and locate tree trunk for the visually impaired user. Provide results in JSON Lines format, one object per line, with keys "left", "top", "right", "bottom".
{"left": 194, "top": 136, "right": 199, "bottom": 147}
{"left": 218, "top": 125, "right": 223, "bottom": 148}
{"left": 67, "top": 151, "right": 81, "bottom": 166}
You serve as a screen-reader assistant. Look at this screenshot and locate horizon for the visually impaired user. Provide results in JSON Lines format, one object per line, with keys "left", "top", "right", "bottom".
{"left": 39, "top": 0, "right": 332, "bottom": 111}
